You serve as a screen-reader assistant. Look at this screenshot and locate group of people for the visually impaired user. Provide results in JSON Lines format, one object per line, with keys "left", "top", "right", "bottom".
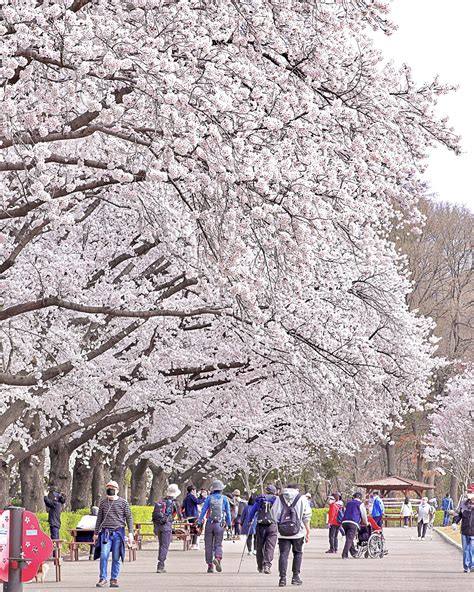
{"left": 42, "top": 479, "right": 474, "bottom": 587}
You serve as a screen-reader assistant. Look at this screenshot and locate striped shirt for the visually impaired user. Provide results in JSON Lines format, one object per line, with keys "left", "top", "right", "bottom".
{"left": 95, "top": 497, "right": 134, "bottom": 534}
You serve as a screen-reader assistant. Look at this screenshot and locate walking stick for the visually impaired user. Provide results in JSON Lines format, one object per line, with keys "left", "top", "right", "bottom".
{"left": 237, "top": 537, "right": 248, "bottom": 573}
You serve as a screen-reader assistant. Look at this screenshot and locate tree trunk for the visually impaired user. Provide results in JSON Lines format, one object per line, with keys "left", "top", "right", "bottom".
{"left": 130, "top": 459, "right": 149, "bottom": 505}
{"left": 92, "top": 459, "right": 107, "bottom": 506}
{"left": 110, "top": 439, "right": 128, "bottom": 494}
{"left": 71, "top": 457, "right": 94, "bottom": 510}
{"left": 19, "top": 450, "right": 45, "bottom": 511}
{"left": 384, "top": 440, "right": 396, "bottom": 476}
{"left": 425, "top": 460, "right": 436, "bottom": 487}
{"left": 0, "top": 460, "right": 11, "bottom": 508}
{"left": 148, "top": 463, "right": 168, "bottom": 504}
{"left": 48, "top": 440, "right": 71, "bottom": 507}
{"left": 449, "top": 475, "right": 459, "bottom": 505}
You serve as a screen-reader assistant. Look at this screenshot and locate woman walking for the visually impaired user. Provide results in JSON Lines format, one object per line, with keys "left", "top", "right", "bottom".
{"left": 400, "top": 496, "right": 413, "bottom": 528}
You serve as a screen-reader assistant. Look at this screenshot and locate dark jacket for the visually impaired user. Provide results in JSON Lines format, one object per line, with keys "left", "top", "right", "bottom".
{"left": 44, "top": 493, "right": 66, "bottom": 528}
{"left": 240, "top": 503, "right": 256, "bottom": 535}
{"left": 453, "top": 499, "right": 474, "bottom": 536}
{"left": 152, "top": 497, "right": 182, "bottom": 532}
{"left": 247, "top": 494, "right": 277, "bottom": 524}
{"left": 93, "top": 527, "right": 126, "bottom": 562}
{"left": 182, "top": 493, "right": 204, "bottom": 518}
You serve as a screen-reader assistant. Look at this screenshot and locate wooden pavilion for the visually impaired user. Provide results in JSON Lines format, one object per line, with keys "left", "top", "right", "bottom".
{"left": 355, "top": 475, "right": 435, "bottom": 498}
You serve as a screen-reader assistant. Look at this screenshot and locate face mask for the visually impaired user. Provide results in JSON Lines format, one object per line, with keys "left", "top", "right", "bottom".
{"left": 106, "top": 488, "right": 116, "bottom": 497}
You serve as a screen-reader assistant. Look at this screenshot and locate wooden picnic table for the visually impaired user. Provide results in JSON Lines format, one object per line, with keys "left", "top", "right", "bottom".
{"left": 135, "top": 521, "right": 192, "bottom": 551}
{"left": 68, "top": 528, "right": 137, "bottom": 562}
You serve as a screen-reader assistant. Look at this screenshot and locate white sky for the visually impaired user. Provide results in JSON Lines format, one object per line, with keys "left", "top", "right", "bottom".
{"left": 375, "top": 0, "right": 474, "bottom": 212}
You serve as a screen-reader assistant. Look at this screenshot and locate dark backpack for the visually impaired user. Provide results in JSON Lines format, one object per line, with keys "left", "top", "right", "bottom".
{"left": 277, "top": 494, "right": 301, "bottom": 536}
{"left": 257, "top": 499, "right": 275, "bottom": 526}
{"left": 209, "top": 495, "right": 224, "bottom": 523}
{"left": 153, "top": 498, "right": 174, "bottom": 526}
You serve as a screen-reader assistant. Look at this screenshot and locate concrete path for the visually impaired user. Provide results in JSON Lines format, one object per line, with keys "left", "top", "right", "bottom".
{"left": 26, "top": 527, "right": 470, "bottom": 592}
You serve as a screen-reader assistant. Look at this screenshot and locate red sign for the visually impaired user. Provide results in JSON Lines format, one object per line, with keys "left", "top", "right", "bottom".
{"left": 21, "top": 511, "right": 53, "bottom": 583}
{"left": 0, "top": 510, "right": 10, "bottom": 582}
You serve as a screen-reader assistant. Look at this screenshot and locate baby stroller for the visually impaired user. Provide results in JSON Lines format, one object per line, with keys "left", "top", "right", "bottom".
{"left": 354, "top": 517, "right": 387, "bottom": 559}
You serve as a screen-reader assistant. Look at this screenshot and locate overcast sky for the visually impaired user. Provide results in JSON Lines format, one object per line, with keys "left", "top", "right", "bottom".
{"left": 375, "top": 0, "right": 474, "bottom": 211}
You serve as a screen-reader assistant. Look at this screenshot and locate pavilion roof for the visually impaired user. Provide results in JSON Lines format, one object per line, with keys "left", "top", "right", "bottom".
{"left": 355, "top": 475, "right": 435, "bottom": 491}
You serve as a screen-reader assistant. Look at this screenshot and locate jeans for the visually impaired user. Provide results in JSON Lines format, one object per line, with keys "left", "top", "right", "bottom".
{"left": 461, "top": 534, "right": 473, "bottom": 571}
{"left": 443, "top": 511, "right": 450, "bottom": 527}
{"left": 156, "top": 523, "right": 172, "bottom": 568}
{"left": 204, "top": 522, "right": 224, "bottom": 565}
{"left": 417, "top": 521, "right": 428, "bottom": 538}
{"left": 99, "top": 530, "right": 122, "bottom": 581}
{"left": 278, "top": 537, "right": 304, "bottom": 579}
{"left": 256, "top": 523, "right": 277, "bottom": 570}
{"left": 403, "top": 516, "right": 409, "bottom": 527}
{"left": 341, "top": 523, "right": 358, "bottom": 558}
{"left": 328, "top": 525, "right": 339, "bottom": 552}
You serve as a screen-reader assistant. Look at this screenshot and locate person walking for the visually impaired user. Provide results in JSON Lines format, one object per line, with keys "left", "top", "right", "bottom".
{"left": 241, "top": 495, "right": 257, "bottom": 555}
{"left": 326, "top": 493, "right": 343, "bottom": 553}
{"left": 442, "top": 493, "right": 454, "bottom": 527}
{"left": 452, "top": 484, "right": 474, "bottom": 573}
{"left": 182, "top": 484, "right": 205, "bottom": 549}
{"left": 341, "top": 492, "right": 368, "bottom": 559}
{"left": 416, "top": 497, "right": 434, "bottom": 540}
{"left": 197, "top": 479, "right": 232, "bottom": 573}
{"left": 93, "top": 480, "right": 134, "bottom": 588}
{"left": 247, "top": 484, "right": 278, "bottom": 574}
{"left": 371, "top": 491, "right": 384, "bottom": 528}
{"left": 400, "top": 496, "right": 413, "bottom": 528}
{"left": 152, "top": 483, "right": 182, "bottom": 573}
{"left": 44, "top": 489, "right": 66, "bottom": 542}
{"left": 271, "top": 482, "right": 312, "bottom": 587}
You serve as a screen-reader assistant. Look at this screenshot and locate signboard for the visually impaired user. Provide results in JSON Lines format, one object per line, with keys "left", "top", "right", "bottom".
{"left": 20, "top": 511, "right": 53, "bottom": 583}
{"left": 0, "top": 510, "right": 10, "bottom": 582}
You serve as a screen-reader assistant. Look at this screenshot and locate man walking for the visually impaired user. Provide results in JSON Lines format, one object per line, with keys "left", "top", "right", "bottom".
{"left": 93, "top": 480, "right": 134, "bottom": 588}
{"left": 197, "top": 479, "right": 232, "bottom": 573}
{"left": 442, "top": 493, "right": 454, "bottom": 526}
{"left": 152, "top": 483, "right": 182, "bottom": 573}
{"left": 370, "top": 491, "right": 384, "bottom": 528}
{"left": 452, "top": 484, "right": 474, "bottom": 573}
{"left": 341, "top": 492, "right": 368, "bottom": 559}
{"left": 247, "top": 484, "right": 278, "bottom": 574}
{"left": 272, "top": 483, "right": 312, "bottom": 587}
{"left": 326, "top": 493, "right": 343, "bottom": 553}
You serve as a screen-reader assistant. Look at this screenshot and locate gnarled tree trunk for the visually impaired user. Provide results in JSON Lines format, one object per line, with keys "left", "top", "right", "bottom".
{"left": 130, "top": 459, "right": 149, "bottom": 505}
{"left": 48, "top": 440, "right": 71, "bottom": 507}
{"left": 71, "top": 457, "right": 94, "bottom": 510}
{"left": 20, "top": 451, "right": 45, "bottom": 511}
{"left": 0, "top": 460, "right": 11, "bottom": 508}
{"left": 449, "top": 475, "right": 459, "bottom": 505}
{"left": 148, "top": 463, "right": 167, "bottom": 504}
{"left": 92, "top": 458, "right": 107, "bottom": 505}
{"left": 111, "top": 439, "right": 128, "bottom": 495}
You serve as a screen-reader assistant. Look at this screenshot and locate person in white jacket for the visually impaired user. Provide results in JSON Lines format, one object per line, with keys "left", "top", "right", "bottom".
{"left": 400, "top": 497, "right": 413, "bottom": 528}
{"left": 271, "top": 483, "right": 312, "bottom": 588}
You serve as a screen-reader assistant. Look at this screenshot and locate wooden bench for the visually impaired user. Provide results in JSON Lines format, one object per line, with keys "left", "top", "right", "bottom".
{"left": 383, "top": 514, "right": 414, "bottom": 527}
{"left": 172, "top": 521, "right": 191, "bottom": 551}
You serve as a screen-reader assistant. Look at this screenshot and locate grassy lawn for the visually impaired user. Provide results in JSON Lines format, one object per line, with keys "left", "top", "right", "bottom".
{"left": 437, "top": 526, "right": 462, "bottom": 546}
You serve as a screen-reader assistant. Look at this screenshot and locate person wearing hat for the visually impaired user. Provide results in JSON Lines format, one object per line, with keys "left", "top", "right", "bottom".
{"left": 326, "top": 493, "right": 344, "bottom": 553}
{"left": 93, "top": 480, "right": 134, "bottom": 588}
{"left": 197, "top": 479, "right": 232, "bottom": 573}
{"left": 247, "top": 484, "right": 278, "bottom": 574}
{"left": 152, "top": 483, "right": 182, "bottom": 573}
{"left": 452, "top": 484, "right": 474, "bottom": 573}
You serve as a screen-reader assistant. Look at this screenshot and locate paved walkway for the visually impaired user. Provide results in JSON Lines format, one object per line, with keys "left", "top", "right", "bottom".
{"left": 28, "top": 528, "right": 469, "bottom": 592}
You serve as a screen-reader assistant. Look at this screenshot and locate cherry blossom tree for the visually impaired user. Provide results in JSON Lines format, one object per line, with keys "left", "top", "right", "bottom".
{"left": 0, "top": 0, "right": 460, "bottom": 507}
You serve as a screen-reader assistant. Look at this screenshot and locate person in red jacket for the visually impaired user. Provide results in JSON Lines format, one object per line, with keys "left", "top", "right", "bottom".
{"left": 326, "top": 494, "right": 344, "bottom": 553}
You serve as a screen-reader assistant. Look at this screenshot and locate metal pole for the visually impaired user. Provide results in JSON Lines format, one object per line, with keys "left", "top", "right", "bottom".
{"left": 3, "top": 506, "right": 24, "bottom": 592}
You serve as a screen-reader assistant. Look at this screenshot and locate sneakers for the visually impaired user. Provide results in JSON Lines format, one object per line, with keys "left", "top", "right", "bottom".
{"left": 207, "top": 564, "right": 214, "bottom": 573}
{"left": 247, "top": 551, "right": 252, "bottom": 556}
{"left": 252, "top": 550, "right": 257, "bottom": 555}
{"left": 263, "top": 565, "right": 271, "bottom": 574}
{"left": 464, "top": 569, "right": 471, "bottom": 573}
{"left": 325, "top": 549, "right": 333, "bottom": 554}
{"left": 110, "top": 581, "right": 119, "bottom": 588}
{"left": 96, "top": 580, "right": 107, "bottom": 588}
{"left": 156, "top": 565, "right": 166, "bottom": 573}
{"left": 291, "top": 575, "right": 303, "bottom": 586}
{"left": 279, "top": 578, "right": 286, "bottom": 587}
{"left": 213, "top": 558, "right": 222, "bottom": 573}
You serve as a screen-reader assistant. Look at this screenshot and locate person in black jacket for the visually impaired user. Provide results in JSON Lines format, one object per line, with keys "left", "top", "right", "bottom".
{"left": 44, "top": 490, "right": 66, "bottom": 541}
{"left": 452, "top": 485, "right": 474, "bottom": 573}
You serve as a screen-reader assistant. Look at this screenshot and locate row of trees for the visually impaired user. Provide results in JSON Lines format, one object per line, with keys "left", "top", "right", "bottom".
{"left": 0, "top": 0, "right": 467, "bottom": 509}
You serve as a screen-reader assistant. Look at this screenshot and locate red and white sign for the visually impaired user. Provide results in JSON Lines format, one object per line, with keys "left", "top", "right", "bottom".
{"left": 0, "top": 509, "right": 53, "bottom": 583}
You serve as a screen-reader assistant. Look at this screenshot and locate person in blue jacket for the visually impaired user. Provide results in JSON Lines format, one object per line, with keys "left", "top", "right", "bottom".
{"left": 197, "top": 480, "right": 232, "bottom": 573}
{"left": 247, "top": 485, "right": 278, "bottom": 574}
{"left": 370, "top": 491, "right": 385, "bottom": 527}
{"left": 241, "top": 496, "right": 257, "bottom": 555}
{"left": 441, "top": 493, "right": 454, "bottom": 526}
{"left": 182, "top": 484, "right": 206, "bottom": 549}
